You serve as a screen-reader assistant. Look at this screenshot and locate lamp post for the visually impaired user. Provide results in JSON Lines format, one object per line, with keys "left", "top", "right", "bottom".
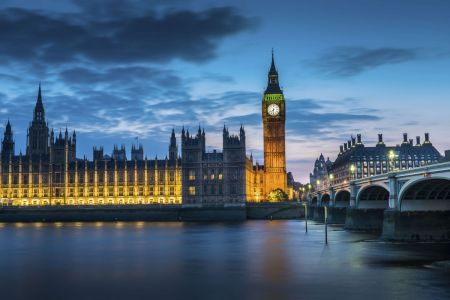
{"left": 388, "top": 150, "right": 396, "bottom": 172}
{"left": 350, "top": 164, "right": 356, "bottom": 181}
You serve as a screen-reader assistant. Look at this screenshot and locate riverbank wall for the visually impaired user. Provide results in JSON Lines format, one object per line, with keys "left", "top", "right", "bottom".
{"left": 0, "top": 202, "right": 304, "bottom": 222}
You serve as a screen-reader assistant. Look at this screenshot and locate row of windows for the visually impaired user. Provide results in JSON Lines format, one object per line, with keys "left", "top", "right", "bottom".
{"left": 2, "top": 186, "right": 179, "bottom": 198}
{"left": 1, "top": 171, "right": 179, "bottom": 185}
{"left": 187, "top": 185, "right": 239, "bottom": 196}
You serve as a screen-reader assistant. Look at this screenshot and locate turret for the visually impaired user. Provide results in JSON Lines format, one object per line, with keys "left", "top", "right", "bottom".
{"left": 424, "top": 132, "right": 431, "bottom": 145}
{"left": 131, "top": 144, "right": 143, "bottom": 161}
{"left": 169, "top": 129, "right": 178, "bottom": 161}
{"left": 34, "top": 82, "right": 45, "bottom": 122}
{"left": 377, "top": 133, "right": 385, "bottom": 146}
{"left": 416, "top": 136, "right": 421, "bottom": 146}
{"left": 1, "top": 120, "right": 15, "bottom": 160}
{"left": 93, "top": 146, "right": 104, "bottom": 161}
{"left": 27, "top": 83, "right": 50, "bottom": 156}
{"left": 402, "top": 133, "right": 408, "bottom": 144}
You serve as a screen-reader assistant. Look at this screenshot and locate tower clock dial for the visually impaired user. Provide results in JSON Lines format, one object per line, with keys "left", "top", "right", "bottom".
{"left": 267, "top": 103, "right": 280, "bottom": 116}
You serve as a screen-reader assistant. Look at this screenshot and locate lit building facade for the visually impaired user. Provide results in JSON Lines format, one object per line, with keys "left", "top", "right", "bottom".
{"left": 245, "top": 52, "right": 292, "bottom": 202}
{"left": 0, "top": 54, "right": 294, "bottom": 206}
{"left": 310, "top": 133, "right": 442, "bottom": 190}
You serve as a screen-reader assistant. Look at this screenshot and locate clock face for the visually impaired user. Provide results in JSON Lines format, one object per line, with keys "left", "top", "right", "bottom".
{"left": 267, "top": 103, "right": 280, "bottom": 116}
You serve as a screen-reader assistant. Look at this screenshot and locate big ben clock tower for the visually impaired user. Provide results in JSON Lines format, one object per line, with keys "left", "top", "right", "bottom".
{"left": 262, "top": 51, "right": 287, "bottom": 197}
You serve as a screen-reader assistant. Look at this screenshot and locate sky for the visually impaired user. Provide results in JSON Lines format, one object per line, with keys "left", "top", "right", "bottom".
{"left": 0, "top": 0, "right": 450, "bottom": 183}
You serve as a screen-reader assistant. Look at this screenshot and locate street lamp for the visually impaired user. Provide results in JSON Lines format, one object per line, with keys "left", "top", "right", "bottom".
{"left": 388, "top": 150, "right": 395, "bottom": 172}
{"left": 350, "top": 164, "right": 356, "bottom": 180}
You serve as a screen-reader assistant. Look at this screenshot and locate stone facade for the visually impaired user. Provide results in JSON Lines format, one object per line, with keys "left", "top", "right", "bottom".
{"left": 310, "top": 133, "right": 442, "bottom": 189}
{"left": 0, "top": 54, "right": 294, "bottom": 206}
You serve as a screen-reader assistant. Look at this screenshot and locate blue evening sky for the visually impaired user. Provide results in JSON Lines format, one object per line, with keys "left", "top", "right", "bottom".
{"left": 0, "top": 0, "right": 449, "bottom": 182}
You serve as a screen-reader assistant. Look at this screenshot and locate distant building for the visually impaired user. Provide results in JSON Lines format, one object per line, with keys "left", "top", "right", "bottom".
{"left": 310, "top": 133, "right": 442, "bottom": 189}
{"left": 309, "top": 154, "right": 332, "bottom": 191}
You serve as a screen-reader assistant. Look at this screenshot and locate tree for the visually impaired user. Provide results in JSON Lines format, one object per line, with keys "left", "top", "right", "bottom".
{"left": 267, "top": 188, "right": 288, "bottom": 202}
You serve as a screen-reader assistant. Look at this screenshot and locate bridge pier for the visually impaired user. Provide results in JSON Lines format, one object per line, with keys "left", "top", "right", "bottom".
{"left": 388, "top": 174, "right": 398, "bottom": 209}
{"left": 344, "top": 207, "right": 385, "bottom": 232}
{"left": 382, "top": 209, "right": 450, "bottom": 241}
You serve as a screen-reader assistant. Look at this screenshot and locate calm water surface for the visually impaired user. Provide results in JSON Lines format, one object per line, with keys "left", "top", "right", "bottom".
{"left": 0, "top": 221, "right": 449, "bottom": 300}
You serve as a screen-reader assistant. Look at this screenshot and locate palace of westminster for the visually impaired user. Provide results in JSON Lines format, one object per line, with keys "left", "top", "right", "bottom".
{"left": 0, "top": 55, "right": 292, "bottom": 206}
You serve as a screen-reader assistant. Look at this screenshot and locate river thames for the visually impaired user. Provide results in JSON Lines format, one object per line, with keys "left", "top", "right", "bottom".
{"left": 1, "top": 221, "right": 449, "bottom": 300}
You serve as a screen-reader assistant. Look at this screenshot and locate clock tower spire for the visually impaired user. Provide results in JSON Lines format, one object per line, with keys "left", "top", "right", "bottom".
{"left": 262, "top": 50, "right": 287, "bottom": 199}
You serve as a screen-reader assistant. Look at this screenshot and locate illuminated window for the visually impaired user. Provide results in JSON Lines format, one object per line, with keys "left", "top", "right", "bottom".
{"left": 188, "top": 186, "right": 196, "bottom": 196}
{"left": 210, "top": 174, "right": 215, "bottom": 180}
{"left": 170, "top": 186, "right": 175, "bottom": 196}
{"left": 218, "top": 174, "right": 223, "bottom": 180}
{"left": 189, "top": 170, "right": 196, "bottom": 180}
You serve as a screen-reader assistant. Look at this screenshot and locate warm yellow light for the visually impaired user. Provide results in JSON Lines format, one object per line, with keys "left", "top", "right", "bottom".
{"left": 350, "top": 165, "right": 356, "bottom": 173}
{"left": 329, "top": 174, "right": 334, "bottom": 180}
{"left": 316, "top": 179, "right": 321, "bottom": 185}
{"left": 389, "top": 150, "right": 395, "bottom": 160}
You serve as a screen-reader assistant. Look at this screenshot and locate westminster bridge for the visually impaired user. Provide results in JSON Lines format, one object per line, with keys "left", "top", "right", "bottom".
{"left": 307, "top": 161, "right": 450, "bottom": 240}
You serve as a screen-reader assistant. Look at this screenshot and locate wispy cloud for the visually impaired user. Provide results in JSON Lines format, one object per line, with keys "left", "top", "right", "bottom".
{"left": 310, "top": 47, "right": 419, "bottom": 77}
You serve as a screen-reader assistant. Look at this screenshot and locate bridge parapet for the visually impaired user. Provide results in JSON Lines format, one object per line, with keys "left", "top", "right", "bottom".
{"left": 311, "top": 162, "right": 450, "bottom": 211}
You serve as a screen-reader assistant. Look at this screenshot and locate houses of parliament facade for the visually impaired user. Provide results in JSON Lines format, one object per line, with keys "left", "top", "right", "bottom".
{"left": 0, "top": 55, "right": 292, "bottom": 206}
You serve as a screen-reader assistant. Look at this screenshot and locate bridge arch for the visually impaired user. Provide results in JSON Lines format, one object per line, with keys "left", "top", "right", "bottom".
{"left": 356, "top": 184, "right": 389, "bottom": 209}
{"left": 335, "top": 190, "right": 350, "bottom": 207}
{"left": 320, "top": 193, "right": 331, "bottom": 206}
{"left": 399, "top": 177, "right": 450, "bottom": 211}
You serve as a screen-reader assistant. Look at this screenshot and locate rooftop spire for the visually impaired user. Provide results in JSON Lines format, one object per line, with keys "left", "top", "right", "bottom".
{"left": 265, "top": 49, "right": 282, "bottom": 94}
{"left": 34, "top": 82, "right": 45, "bottom": 121}
{"left": 5, "top": 119, "right": 11, "bottom": 133}
{"left": 269, "top": 48, "right": 277, "bottom": 75}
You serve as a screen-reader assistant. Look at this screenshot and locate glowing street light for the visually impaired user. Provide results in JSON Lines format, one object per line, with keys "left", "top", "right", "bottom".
{"left": 388, "top": 150, "right": 396, "bottom": 172}
{"left": 350, "top": 164, "right": 356, "bottom": 180}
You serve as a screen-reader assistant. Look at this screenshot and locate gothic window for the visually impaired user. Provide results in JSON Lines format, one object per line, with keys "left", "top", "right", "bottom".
{"left": 170, "top": 186, "right": 175, "bottom": 196}
{"left": 188, "top": 170, "right": 196, "bottom": 180}
{"left": 188, "top": 186, "right": 196, "bottom": 196}
{"left": 159, "top": 186, "right": 164, "bottom": 196}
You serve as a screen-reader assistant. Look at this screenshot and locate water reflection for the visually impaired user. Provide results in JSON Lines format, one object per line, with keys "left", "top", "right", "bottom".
{"left": 0, "top": 221, "right": 449, "bottom": 300}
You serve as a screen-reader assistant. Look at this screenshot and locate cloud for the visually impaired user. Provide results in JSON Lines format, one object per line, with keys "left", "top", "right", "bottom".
{"left": 310, "top": 47, "right": 418, "bottom": 77}
{"left": 0, "top": 6, "right": 256, "bottom": 65}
